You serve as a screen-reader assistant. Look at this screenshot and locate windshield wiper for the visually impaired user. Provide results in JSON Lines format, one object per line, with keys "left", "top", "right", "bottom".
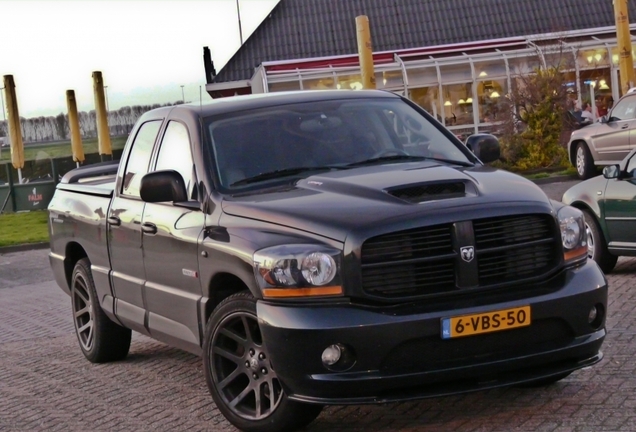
{"left": 230, "top": 165, "right": 346, "bottom": 187}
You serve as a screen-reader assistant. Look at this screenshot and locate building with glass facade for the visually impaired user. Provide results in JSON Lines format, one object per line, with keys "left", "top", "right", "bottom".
{"left": 205, "top": 0, "right": 636, "bottom": 138}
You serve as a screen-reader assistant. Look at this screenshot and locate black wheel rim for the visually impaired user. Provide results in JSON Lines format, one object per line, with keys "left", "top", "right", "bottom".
{"left": 71, "top": 272, "right": 94, "bottom": 352}
{"left": 210, "top": 311, "right": 283, "bottom": 421}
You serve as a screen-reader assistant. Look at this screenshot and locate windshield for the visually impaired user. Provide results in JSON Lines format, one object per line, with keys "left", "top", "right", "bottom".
{"left": 207, "top": 97, "right": 473, "bottom": 190}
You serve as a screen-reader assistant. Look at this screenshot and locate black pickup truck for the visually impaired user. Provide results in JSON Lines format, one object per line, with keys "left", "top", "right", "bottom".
{"left": 48, "top": 90, "right": 607, "bottom": 432}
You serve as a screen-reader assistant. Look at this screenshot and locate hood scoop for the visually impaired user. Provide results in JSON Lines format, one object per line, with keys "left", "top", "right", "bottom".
{"left": 387, "top": 181, "right": 467, "bottom": 203}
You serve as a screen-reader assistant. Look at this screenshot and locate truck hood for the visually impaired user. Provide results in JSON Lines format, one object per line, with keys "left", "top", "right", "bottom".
{"left": 221, "top": 162, "right": 553, "bottom": 242}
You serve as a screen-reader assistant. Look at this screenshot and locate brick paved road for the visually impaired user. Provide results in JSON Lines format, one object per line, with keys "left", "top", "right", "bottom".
{"left": 1, "top": 180, "right": 635, "bottom": 432}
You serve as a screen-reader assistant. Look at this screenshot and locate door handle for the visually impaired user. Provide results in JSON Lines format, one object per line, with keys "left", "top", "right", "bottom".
{"left": 141, "top": 222, "right": 158, "bottom": 235}
{"left": 622, "top": 124, "right": 629, "bottom": 129}
{"left": 107, "top": 216, "right": 121, "bottom": 226}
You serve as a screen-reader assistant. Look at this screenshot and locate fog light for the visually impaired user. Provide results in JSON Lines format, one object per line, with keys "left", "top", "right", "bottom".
{"left": 588, "top": 306, "right": 598, "bottom": 324}
{"left": 321, "top": 344, "right": 342, "bottom": 366}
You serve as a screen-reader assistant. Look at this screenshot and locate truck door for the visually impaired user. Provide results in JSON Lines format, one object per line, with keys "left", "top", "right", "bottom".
{"left": 141, "top": 120, "right": 205, "bottom": 353}
{"left": 108, "top": 120, "right": 162, "bottom": 336}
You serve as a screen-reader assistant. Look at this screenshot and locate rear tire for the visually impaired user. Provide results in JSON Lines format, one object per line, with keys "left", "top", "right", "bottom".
{"left": 71, "top": 258, "right": 132, "bottom": 363}
{"left": 203, "top": 292, "right": 323, "bottom": 432}
{"left": 583, "top": 210, "right": 618, "bottom": 273}
{"left": 575, "top": 142, "right": 596, "bottom": 179}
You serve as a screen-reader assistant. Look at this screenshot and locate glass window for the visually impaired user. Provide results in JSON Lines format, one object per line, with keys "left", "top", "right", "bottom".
{"left": 207, "top": 98, "right": 471, "bottom": 190}
{"left": 406, "top": 67, "right": 438, "bottom": 86}
{"left": 441, "top": 82, "right": 473, "bottom": 126}
{"left": 608, "top": 95, "right": 636, "bottom": 121}
{"left": 302, "top": 76, "right": 336, "bottom": 90}
{"left": 507, "top": 54, "right": 541, "bottom": 75}
{"left": 439, "top": 63, "right": 472, "bottom": 83}
{"left": 376, "top": 69, "right": 404, "bottom": 90}
{"left": 476, "top": 79, "right": 508, "bottom": 123}
{"left": 578, "top": 69, "right": 612, "bottom": 115}
{"left": 578, "top": 48, "right": 610, "bottom": 70}
{"left": 155, "top": 121, "right": 194, "bottom": 198}
{"left": 122, "top": 120, "right": 161, "bottom": 197}
{"left": 337, "top": 73, "right": 363, "bottom": 90}
{"left": 627, "top": 153, "right": 636, "bottom": 174}
{"left": 473, "top": 60, "right": 507, "bottom": 78}
{"left": 268, "top": 80, "right": 301, "bottom": 92}
{"left": 410, "top": 87, "right": 441, "bottom": 121}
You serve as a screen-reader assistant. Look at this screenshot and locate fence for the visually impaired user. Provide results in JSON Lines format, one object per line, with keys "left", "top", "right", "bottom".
{"left": 0, "top": 150, "right": 123, "bottom": 213}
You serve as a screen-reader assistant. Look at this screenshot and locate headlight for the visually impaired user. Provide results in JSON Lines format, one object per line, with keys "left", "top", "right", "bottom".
{"left": 557, "top": 205, "right": 587, "bottom": 265}
{"left": 254, "top": 245, "right": 343, "bottom": 299}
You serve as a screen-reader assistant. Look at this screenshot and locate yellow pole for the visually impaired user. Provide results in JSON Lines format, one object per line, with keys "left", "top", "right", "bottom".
{"left": 66, "top": 90, "right": 84, "bottom": 166}
{"left": 92, "top": 71, "right": 112, "bottom": 157}
{"left": 355, "top": 15, "right": 376, "bottom": 89}
{"left": 614, "top": 0, "right": 635, "bottom": 95}
{"left": 3, "top": 75, "right": 24, "bottom": 182}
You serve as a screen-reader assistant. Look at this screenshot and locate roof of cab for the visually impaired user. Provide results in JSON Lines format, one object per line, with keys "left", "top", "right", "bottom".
{"left": 167, "top": 89, "right": 400, "bottom": 118}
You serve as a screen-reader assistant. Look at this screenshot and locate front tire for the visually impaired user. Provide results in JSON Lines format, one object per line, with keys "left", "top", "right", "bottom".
{"left": 203, "top": 292, "right": 322, "bottom": 432}
{"left": 71, "top": 258, "right": 131, "bottom": 363}
{"left": 575, "top": 142, "right": 596, "bottom": 179}
{"left": 583, "top": 210, "right": 618, "bottom": 273}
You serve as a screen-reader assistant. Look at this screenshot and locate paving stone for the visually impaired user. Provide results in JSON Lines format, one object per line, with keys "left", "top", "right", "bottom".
{"left": 0, "top": 248, "right": 635, "bottom": 431}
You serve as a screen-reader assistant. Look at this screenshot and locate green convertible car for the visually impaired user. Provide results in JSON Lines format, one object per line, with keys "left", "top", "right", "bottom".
{"left": 563, "top": 147, "right": 636, "bottom": 273}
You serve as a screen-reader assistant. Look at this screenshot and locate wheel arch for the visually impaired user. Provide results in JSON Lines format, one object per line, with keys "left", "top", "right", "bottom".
{"left": 203, "top": 268, "right": 258, "bottom": 326}
{"left": 569, "top": 139, "right": 589, "bottom": 166}
{"left": 64, "top": 241, "right": 88, "bottom": 289}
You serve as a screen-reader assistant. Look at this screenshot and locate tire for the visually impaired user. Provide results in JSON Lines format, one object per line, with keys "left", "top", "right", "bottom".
{"left": 575, "top": 142, "right": 596, "bottom": 179}
{"left": 71, "top": 258, "right": 132, "bottom": 363}
{"left": 583, "top": 210, "right": 618, "bottom": 273}
{"left": 515, "top": 371, "right": 572, "bottom": 388}
{"left": 203, "top": 292, "right": 323, "bottom": 432}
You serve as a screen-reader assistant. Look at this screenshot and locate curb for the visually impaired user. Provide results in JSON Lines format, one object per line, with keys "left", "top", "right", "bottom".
{"left": 531, "top": 175, "right": 578, "bottom": 185}
{"left": 0, "top": 242, "right": 50, "bottom": 254}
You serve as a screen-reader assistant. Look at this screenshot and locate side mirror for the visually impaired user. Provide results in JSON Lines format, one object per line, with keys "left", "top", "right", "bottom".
{"left": 140, "top": 170, "right": 188, "bottom": 203}
{"left": 465, "top": 133, "right": 501, "bottom": 164}
{"left": 602, "top": 165, "right": 620, "bottom": 179}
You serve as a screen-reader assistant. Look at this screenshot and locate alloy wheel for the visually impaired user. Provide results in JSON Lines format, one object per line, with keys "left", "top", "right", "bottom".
{"left": 210, "top": 311, "right": 283, "bottom": 421}
{"left": 576, "top": 146, "right": 586, "bottom": 177}
{"left": 71, "top": 272, "right": 94, "bottom": 352}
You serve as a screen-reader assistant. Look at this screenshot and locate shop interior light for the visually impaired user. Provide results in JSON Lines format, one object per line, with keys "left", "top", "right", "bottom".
{"left": 444, "top": 100, "right": 452, "bottom": 106}
{"left": 594, "top": 53, "right": 602, "bottom": 62}
{"left": 612, "top": 54, "right": 619, "bottom": 64}
{"left": 479, "top": 71, "right": 488, "bottom": 77}
{"left": 466, "top": 97, "right": 473, "bottom": 103}
{"left": 599, "top": 79, "right": 610, "bottom": 90}
{"left": 587, "top": 55, "right": 593, "bottom": 63}
{"left": 490, "top": 91, "right": 500, "bottom": 98}
{"left": 458, "top": 99, "right": 466, "bottom": 104}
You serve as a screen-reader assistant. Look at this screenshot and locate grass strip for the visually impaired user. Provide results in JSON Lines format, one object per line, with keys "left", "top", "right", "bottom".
{"left": 0, "top": 210, "right": 49, "bottom": 247}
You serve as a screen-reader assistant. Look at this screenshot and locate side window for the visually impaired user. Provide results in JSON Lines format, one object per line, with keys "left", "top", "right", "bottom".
{"left": 609, "top": 96, "right": 636, "bottom": 121}
{"left": 155, "top": 121, "right": 194, "bottom": 198}
{"left": 627, "top": 154, "right": 636, "bottom": 175}
{"left": 122, "top": 120, "right": 162, "bottom": 197}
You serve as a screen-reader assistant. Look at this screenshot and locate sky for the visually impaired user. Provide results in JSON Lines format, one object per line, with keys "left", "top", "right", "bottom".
{"left": 0, "top": 0, "right": 280, "bottom": 118}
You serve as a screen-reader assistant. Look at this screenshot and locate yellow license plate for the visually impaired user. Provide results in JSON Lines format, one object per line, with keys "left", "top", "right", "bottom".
{"left": 441, "top": 306, "right": 531, "bottom": 339}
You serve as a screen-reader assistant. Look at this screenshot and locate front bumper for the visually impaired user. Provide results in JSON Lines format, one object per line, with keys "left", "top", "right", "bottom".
{"left": 257, "top": 261, "right": 607, "bottom": 405}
